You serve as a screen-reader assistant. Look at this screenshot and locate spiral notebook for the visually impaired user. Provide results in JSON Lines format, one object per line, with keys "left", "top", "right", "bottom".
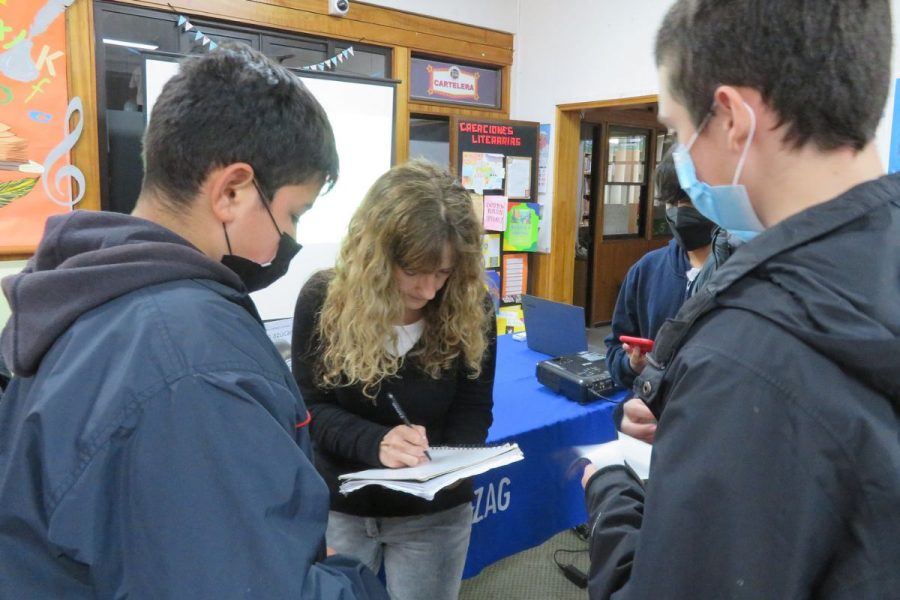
{"left": 339, "top": 443, "right": 524, "bottom": 501}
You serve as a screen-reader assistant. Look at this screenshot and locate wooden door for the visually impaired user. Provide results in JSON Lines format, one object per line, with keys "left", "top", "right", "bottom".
{"left": 587, "top": 108, "right": 672, "bottom": 325}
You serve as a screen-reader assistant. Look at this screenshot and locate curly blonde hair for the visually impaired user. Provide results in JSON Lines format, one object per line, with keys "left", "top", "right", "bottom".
{"left": 317, "top": 159, "right": 490, "bottom": 398}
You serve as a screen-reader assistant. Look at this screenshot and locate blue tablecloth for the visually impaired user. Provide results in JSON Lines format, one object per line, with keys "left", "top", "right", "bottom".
{"left": 463, "top": 335, "right": 628, "bottom": 578}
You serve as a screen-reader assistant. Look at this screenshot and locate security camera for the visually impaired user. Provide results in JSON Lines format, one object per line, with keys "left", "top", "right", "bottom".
{"left": 328, "top": 0, "right": 349, "bottom": 16}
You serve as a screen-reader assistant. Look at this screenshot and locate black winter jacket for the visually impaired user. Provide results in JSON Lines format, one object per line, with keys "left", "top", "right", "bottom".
{"left": 585, "top": 174, "right": 900, "bottom": 599}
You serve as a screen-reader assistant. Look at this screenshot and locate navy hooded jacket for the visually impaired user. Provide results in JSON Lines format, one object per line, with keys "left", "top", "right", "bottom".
{"left": 584, "top": 174, "right": 900, "bottom": 598}
{"left": 0, "top": 211, "right": 387, "bottom": 599}
{"left": 604, "top": 238, "right": 690, "bottom": 389}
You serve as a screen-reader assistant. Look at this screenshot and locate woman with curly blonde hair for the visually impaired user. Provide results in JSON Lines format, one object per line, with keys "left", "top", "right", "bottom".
{"left": 291, "top": 159, "right": 496, "bottom": 600}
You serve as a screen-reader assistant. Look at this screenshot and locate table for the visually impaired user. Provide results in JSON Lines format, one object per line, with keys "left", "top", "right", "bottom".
{"left": 463, "top": 335, "right": 628, "bottom": 578}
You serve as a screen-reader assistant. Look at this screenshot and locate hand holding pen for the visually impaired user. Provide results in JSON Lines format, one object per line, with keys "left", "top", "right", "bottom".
{"left": 378, "top": 392, "right": 432, "bottom": 468}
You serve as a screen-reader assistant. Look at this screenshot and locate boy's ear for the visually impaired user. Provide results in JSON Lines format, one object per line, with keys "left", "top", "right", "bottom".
{"left": 713, "top": 86, "right": 756, "bottom": 153}
{"left": 207, "top": 163, "right": 256, "bottom": 223}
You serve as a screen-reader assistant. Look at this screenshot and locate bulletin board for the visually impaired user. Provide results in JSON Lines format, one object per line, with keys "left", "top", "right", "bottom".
{"left": 451, "top": 117, "right": 539, "bottom": 333}
{"left": 0, "top": 0, "right": 82, "bottom": 255}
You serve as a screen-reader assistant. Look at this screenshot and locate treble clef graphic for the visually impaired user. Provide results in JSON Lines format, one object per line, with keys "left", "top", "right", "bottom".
{"left": 42, "top": 96, "right": 86, "bottom": 208}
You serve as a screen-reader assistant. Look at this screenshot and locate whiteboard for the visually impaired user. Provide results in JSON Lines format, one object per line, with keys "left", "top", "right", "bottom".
{"left": 144, "top": 57, "right": 396, "bottom": 320}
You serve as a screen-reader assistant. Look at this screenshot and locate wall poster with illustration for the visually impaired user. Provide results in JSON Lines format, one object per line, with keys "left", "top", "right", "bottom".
{"left": 0, "top": 0, "right": 85, "bottom": 255}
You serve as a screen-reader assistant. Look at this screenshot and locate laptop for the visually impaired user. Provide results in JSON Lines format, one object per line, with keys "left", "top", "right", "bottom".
{"left": 521, "top": 294, "right": 589, "bottom": 357}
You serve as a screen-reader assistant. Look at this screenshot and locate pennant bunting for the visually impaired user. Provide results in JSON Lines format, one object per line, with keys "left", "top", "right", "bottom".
{"left": 172, "top": 10, "right": 356, "bottom": 62}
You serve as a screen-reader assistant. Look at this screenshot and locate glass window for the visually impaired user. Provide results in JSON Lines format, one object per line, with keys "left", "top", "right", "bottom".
{"left": 179, "top": 24, "right": 259, "bottom": 55}
{"left": 602, "top": 126, "right": 649, "bottom": 237}
{"left": 94, "top": 1, "right": 391, "bottom": 215}
{"left": 651, "top": 131, "right": 676, "bottom": 236}
{"left": 263, "top": 37, "right": 327, "bottom": 70}
{"left": 97, "top": 7, "right": 179, "bottom": 111}
{"left": 335, "top": 45, "right": 390, "bottom": 78}
{"left": 409, "top": 117, "right": 450, "bottom": 169}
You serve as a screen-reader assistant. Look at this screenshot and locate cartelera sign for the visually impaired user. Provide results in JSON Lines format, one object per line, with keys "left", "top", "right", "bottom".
{"left": 427, "top": 64, "right": 480, "bottom": 101}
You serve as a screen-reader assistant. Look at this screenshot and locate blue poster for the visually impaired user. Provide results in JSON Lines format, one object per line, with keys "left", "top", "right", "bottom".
{"left": 889, "top": 79, "right": 900, "bottom": 174}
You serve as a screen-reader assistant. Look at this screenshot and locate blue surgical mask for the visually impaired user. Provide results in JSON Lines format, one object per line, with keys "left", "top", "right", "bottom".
{"left": 672, "top": 103, "right": 764, "bottom": 242}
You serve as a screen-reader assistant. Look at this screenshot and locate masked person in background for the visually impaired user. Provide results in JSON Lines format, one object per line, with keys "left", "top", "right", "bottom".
{"left": 604, "top": 149, "right": 717, "bottom": 389}
{"left": 609, "top": 149, "right": 738, "bottom": 443}
{"left": 583, "top": 1, "right": 900, "bottom": 597}
{"left": 0, "top": 43, "right": 387, "bottom": 599}
{"left": 292, "top": 160, "right": 496, "bottom": 600}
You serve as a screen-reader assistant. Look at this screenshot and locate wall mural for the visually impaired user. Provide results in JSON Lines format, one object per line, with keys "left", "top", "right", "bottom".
{"left": 0, "top": 0, "right": 84, "bottom": 253}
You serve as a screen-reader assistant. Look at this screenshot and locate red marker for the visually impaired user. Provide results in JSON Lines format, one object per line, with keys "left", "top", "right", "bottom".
{"left": 618, "top": 335, "right": 654, "bottom": 352}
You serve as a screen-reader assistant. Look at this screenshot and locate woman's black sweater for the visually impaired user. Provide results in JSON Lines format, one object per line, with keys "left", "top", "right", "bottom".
{"left": 291, "top": 271, "right": 496, "bottom": 517}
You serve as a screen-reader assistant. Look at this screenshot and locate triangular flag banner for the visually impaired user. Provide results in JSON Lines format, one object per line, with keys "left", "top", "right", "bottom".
{"left": 194, "top": 30, "right": 203, "bottom": 41}
{"left": 337, "top": 53, "right": 345, "bottom": 63}
{"left": 185, "top": 22, "right": 194, "bottom": 31}
{"left": 209, "top": 41, "right": 218, "bottom": 50}
{"left": 348, "top": 46, "right": 355, "bottom": 56}
{"left": 202, "top": 36, "right": 211, "bottom": 46}
{"left": 177, "top": 15, "right": 186, "bottom": 27}
{"left": 330, "top": 57, "right": 337, "bottom": 67}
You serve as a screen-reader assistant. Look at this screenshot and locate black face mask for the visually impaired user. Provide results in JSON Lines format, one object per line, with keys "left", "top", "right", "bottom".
{"left": 221, "top": 182, "right": 302, "bottom": 292}
{"left": 665, "top": 205, "right": 716, "bottom": 251}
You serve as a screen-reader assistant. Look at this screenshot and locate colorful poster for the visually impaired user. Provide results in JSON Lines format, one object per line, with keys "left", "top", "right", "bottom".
{"left": 481, "top": 233, "right": 500, "bottom": 268}
{"left": 890, "top": 79, "right": 900, "bottom": 174}
{"left": 503, "top": 202, "right": 541, "bottom": 252}
{"left": 505, "top": 155, "right": 531, "bottom": 199}
{"left": 538, "top": 123, "right": 550, "bottom": 194}
{"left": 461, "top": 151, "right": 504, "bottom": 193}
{"left": 469, "top": 192, "right": 484, "bottom": 224}
{"left": 484, "top": 269, "right": 500, "bottom": 313}
{"left": 483, "top": 195, "right": 508, "bottom": 232}
{"left": 0, "top": 0, "right": 80, "bottom": 253}
{"left": 497, "top": 304, "right": 524, "bottom": 335}
{"left": 501, "top": 253, "right": 528, "bottom": 303}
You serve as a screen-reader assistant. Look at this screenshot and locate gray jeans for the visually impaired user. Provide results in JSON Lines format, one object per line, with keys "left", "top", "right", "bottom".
{"left": 326, "top": 503, "right": 473, "bottom": 600}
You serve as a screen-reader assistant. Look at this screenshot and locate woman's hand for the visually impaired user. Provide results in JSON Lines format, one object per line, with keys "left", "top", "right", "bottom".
{"left": 379, "top": 425, "right": 430, "bottom": 468}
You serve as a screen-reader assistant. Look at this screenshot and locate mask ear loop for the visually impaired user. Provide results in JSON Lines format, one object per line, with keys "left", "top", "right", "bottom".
{"left": 732, "top": 102, "right": 757, "bottom": 185}
{"left": 222, "top": 224, "right": 233, "bottom": 254}
{"left": 685, "top": 106, "right": 715, "bottom": 152}
{"left": 252, "top": 179, "right": 284, "bottom": 235}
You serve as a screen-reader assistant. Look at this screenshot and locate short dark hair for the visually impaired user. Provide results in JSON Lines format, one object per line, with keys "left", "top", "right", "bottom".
{"left": 655, "top": 0, "right": 891, "bottom": 151}
{"left": 656, "top": 147, "right": 689, "bottom": 206}
{"left": 141, "top": 43, "right": 339, "bottom": 208}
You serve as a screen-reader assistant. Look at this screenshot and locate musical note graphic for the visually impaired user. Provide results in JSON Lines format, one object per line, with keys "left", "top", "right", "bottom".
{"left": 41, "top": 96, "right": 85, "bottom": 208}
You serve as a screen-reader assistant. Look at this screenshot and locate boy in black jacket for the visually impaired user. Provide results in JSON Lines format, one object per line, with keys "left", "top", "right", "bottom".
{"left": 582, "top": 1, "right": 900, "bottom": 598}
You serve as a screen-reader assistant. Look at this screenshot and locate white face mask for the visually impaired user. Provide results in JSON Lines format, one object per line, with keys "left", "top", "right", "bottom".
{"left": 671, "top": 102, "right": 765, "bottom": 242}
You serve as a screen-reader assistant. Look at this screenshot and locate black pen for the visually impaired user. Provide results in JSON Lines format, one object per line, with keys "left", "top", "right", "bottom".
{"left": 386, "top": 392, "right": 431, "bottom": 460}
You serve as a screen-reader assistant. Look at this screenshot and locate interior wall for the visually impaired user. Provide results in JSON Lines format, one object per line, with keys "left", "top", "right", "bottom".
{"left": 510, "top": 0, "right": 670, "bottom": 252}
{"left": 0, "top": 261, "right": 27, "bottom": 331}
{"left": 510, "top": 0, "right": 900, "bottom": 253}
{"left": 361, "top": 0, "right": 518, "bottom": 33}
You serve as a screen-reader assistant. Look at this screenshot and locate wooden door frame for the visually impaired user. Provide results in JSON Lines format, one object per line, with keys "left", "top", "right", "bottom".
{"left": 531, "top": 95, "right": 658, "bottom": 303}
